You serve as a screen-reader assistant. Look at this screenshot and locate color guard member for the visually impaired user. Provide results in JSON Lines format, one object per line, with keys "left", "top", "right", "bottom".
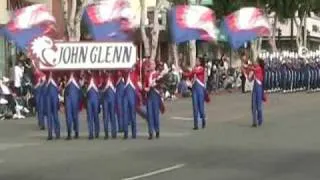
{"left": 145, "top": 61, "right": 165, "bottom": 139}
{"left": 184, "top": 57, "right": 210, "bottom": 130}
{"left": 246, "top": 58, "right": 266, "bottom": 127}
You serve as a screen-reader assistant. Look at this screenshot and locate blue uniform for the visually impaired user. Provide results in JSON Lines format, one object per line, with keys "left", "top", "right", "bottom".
{"left": 102, "top": 74, "right": 117, "bottom": 139}
{"left": 46, "top": 73, "right": 60, "bottom": 140}
{"left": 65, "top": 73, "right": 81, "bottom": 139}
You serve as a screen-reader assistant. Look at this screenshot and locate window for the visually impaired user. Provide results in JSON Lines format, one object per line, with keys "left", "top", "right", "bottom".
{"left": 312, "top": 25, "right": 318, "bottom": 32}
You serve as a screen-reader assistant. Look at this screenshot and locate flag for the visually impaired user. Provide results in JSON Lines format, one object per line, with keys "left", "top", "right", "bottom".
{"left": 83, "top": 0, "right": 138, "bottom": 41}
{"left": 2, "top": 4, "right": 56, "bottom": 50}
{"left": 222, "top": 7, "right": 271, "bottom": 49}
{"left": 169, "top": 5, "right": 218, "bottom": 43}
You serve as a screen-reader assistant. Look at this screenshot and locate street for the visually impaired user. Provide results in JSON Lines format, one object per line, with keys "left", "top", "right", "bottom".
{"left": 0, "top": 92, "right": 320, "bottom": 180}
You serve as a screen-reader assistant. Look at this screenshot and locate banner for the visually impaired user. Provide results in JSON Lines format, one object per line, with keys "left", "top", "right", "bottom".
{"left": 29, "top": 36, "right": 136, "bottom": 70}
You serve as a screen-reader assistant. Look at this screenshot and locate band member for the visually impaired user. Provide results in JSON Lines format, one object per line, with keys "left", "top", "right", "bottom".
{"left": 86, "top": 70, "right": 101, "bottom": 139}
{"left": 123, "top": 64, "right": 142, "bottom": 139}
{"left": 45, "top": 71, "right": 61, "bottom": 140}
{"left": 115, "top": 70, "right": 125, "bottom": 132}
{"left": 246, "top": 58, "right": 266, "bottom": 127}
{"left": 102, "top": 71, "right": 117, "bottom": 139}
{"left": 65, "top": 71, "right": 81, "bottom": 140}
{"left": 184, "top": 57, "right": 210, "bottom": 130}
{"left": 145, "top": 61, "right": 165, "bottom": 140}
{"left": 33, "top": 68, "right": 46, "bottom": 130}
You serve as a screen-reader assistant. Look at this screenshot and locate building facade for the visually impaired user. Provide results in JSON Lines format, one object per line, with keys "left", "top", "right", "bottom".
{"left": 262, "top": 14, "right": 320, "bottom": 51}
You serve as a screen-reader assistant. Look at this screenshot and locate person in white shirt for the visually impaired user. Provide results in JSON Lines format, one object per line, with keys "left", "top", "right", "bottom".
{"left": 14, "top": 61, "right": 24, "bottom": 96}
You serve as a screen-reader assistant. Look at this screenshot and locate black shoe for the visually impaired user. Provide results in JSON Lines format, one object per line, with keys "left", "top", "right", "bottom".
{"left": 74, "top": 133, "right": 79, "bottom": 139}
{"left": 65, "top": 136, "right": 71, "bottom": 140}
{"left": 56, "top": 136, "right": 60, "bottom": 140}
{"left": 202, "top": 122, "right": 206, "bottom": 129}
{"left": 148, "top": 134, "right": 153, "bottom": 140}
{"left": 95, "top": 134, "right": 99, "bottom": 139}
{"left": 40, "top": 126, "right": 45, "bottom": 130}
{"left": 47, "top": 136, "right": 53, "bottom": 141}
{"left": 156, "top": 132, "right": 160, "bottom": 139}
{"left": 123, "top": 133, "right": 128, "bottom": 140}
{"left": 193, "top": 127, "right": 199, "bottom": 130}
{"left": 104, "top": 135, "right": 109, "bottom": 140}
{"left": 111, "top": 135, "right": 117, "bottom": 139}
{"left": 88, "top": 136, "right": 94, "bottom": 140}
{"left": 251, "top": 124, "right": 257, "bottom": 128}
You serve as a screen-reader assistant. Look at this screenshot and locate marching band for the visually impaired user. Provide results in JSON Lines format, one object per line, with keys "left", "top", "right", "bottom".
{"left": 261, "top": 50, "right": 320, "bottom": 93}
{"left": 32, "top": 59, "right": 172, "bottom": 140}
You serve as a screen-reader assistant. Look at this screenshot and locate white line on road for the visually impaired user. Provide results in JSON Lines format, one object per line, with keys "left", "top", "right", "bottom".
{"left": 138, "top": 132, "right": 190, "bottom": 137}
{"left": 0, "top": 143, "right": 40, "bottom": 151}
{"left": 171, "top": 117, "right": 193, "bottom": 121}
{"left": 122, "top": 164, "right": 186, "bottom": 180}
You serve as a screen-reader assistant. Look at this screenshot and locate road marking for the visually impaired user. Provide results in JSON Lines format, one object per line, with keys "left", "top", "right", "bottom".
{"left": 171, "top": 117, "right": 193, "bottom": 121}
{"left": 0, "top": 143, "right": 40, "bottom": 151}
{"left": 138, "top": 132, "right": 190, "bottom": 137}
{"left": 122, "top": 164, "right": 186, "bottom": 180}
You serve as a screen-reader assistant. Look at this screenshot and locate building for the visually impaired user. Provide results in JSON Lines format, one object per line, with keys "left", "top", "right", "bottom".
{"left": 262, "top": 14, "right": 320, "bottom": 51}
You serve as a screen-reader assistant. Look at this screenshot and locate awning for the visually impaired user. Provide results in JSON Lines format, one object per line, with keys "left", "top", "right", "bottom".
{"left": 7, "top": 0, "right": 33, "bottom": 11}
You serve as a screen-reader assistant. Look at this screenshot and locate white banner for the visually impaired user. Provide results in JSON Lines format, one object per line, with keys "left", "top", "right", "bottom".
{"left": 29, "top": 36, "right": 136, "bottom": 70}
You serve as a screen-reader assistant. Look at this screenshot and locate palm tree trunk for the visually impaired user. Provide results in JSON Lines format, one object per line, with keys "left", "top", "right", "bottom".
{"left": 150, "top": 0, "right": 161, "bottom": 61}
{"left": 140, "top": 0, "right": 151, "bottom": 57}
{"left": 271, "top": 16, "right": 278, "bottom": 52}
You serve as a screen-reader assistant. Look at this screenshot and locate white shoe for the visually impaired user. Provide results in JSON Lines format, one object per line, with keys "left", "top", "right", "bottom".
{"left": 23, "top": 107, "right": 30, "bottom": 113}
{"left": 0, "top": 98, "right": 8, "bottom": 105}
{"left": 13, "top": 114, "right": 19, "bottom": 119}
{"left": 18, "top": 115, "right": 25, "bottom": 119}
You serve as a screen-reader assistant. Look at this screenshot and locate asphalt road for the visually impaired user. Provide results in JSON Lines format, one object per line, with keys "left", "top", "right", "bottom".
{"left": 0, "top": 92, "right": 320, "bottom": 180}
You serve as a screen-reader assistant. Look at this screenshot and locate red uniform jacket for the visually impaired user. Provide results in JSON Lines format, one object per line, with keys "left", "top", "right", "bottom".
{"left": 124, "top": 70, "right": 143, "bottom": 106}
{"left": 184, "top": 65, "right": 206, "bottom": 87}
{"left": 184, "top": 65, "right": 210, "bottom": 103}
{"left": 33, "top": 69, "right": 46, "bottom": 88}
{"left": 103, "top": 72, "right": 116, "bottom": 92}
{"left": 86, "top": 71, "right": 102, "bottom": 92}
{"left": 66, "top": 71, "right": 80, "bottom": 89}
{"left": 115, "top": 70, "right": 125, "bottom": 86}
{"left": 144, "top": 70, "right": 165, "bottom": 114}
{"left": 44, "top": 71, "right": 62, "bottom": 88}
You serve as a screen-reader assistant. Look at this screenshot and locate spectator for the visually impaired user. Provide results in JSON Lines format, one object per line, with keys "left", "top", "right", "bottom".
{"left": 0, "top": 77, "right": 16, "bottom": 117}
{"left": 164, "top": 67, "right": 179, "bottom": 99}
{"left": 177, "top": 75, "right": 191, "bottom": 97}
{"left": 14, "top": 61, "right": 24, "bottom": 96}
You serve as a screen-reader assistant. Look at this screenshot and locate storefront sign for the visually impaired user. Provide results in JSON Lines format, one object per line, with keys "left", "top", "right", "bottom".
{"left": 29, "top": 36, "right": 136, "bottom": 70}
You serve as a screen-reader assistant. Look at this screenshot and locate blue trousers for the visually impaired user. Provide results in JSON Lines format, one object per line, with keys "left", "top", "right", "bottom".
{"left": 116, "top": 81, "right": 125, "bottom": 132}
{"left": 34, "top": 85, "right": 46, "bottom": 128}
{"left": 46, "top": 83, "right": 60, "bottom": 138}
{"left": 65, "top": 83, "right": 80, "bottom": 136}
{"left": 147, "top": 88, "right": 161, "bottom": 135}
{"left": 87, "top": 88, "right": 100, "bottom": 138}
{"left": 192, "top": 82, "right": 206, "bottom": 128}
{"left": 123, "top": 85, "right": 137, "bottom": 138}
{"left": 251, "top": 81, "right": 263, "bottom": 125}
{"left": 103, "top": 88, "right": 117, "bottom": 138}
